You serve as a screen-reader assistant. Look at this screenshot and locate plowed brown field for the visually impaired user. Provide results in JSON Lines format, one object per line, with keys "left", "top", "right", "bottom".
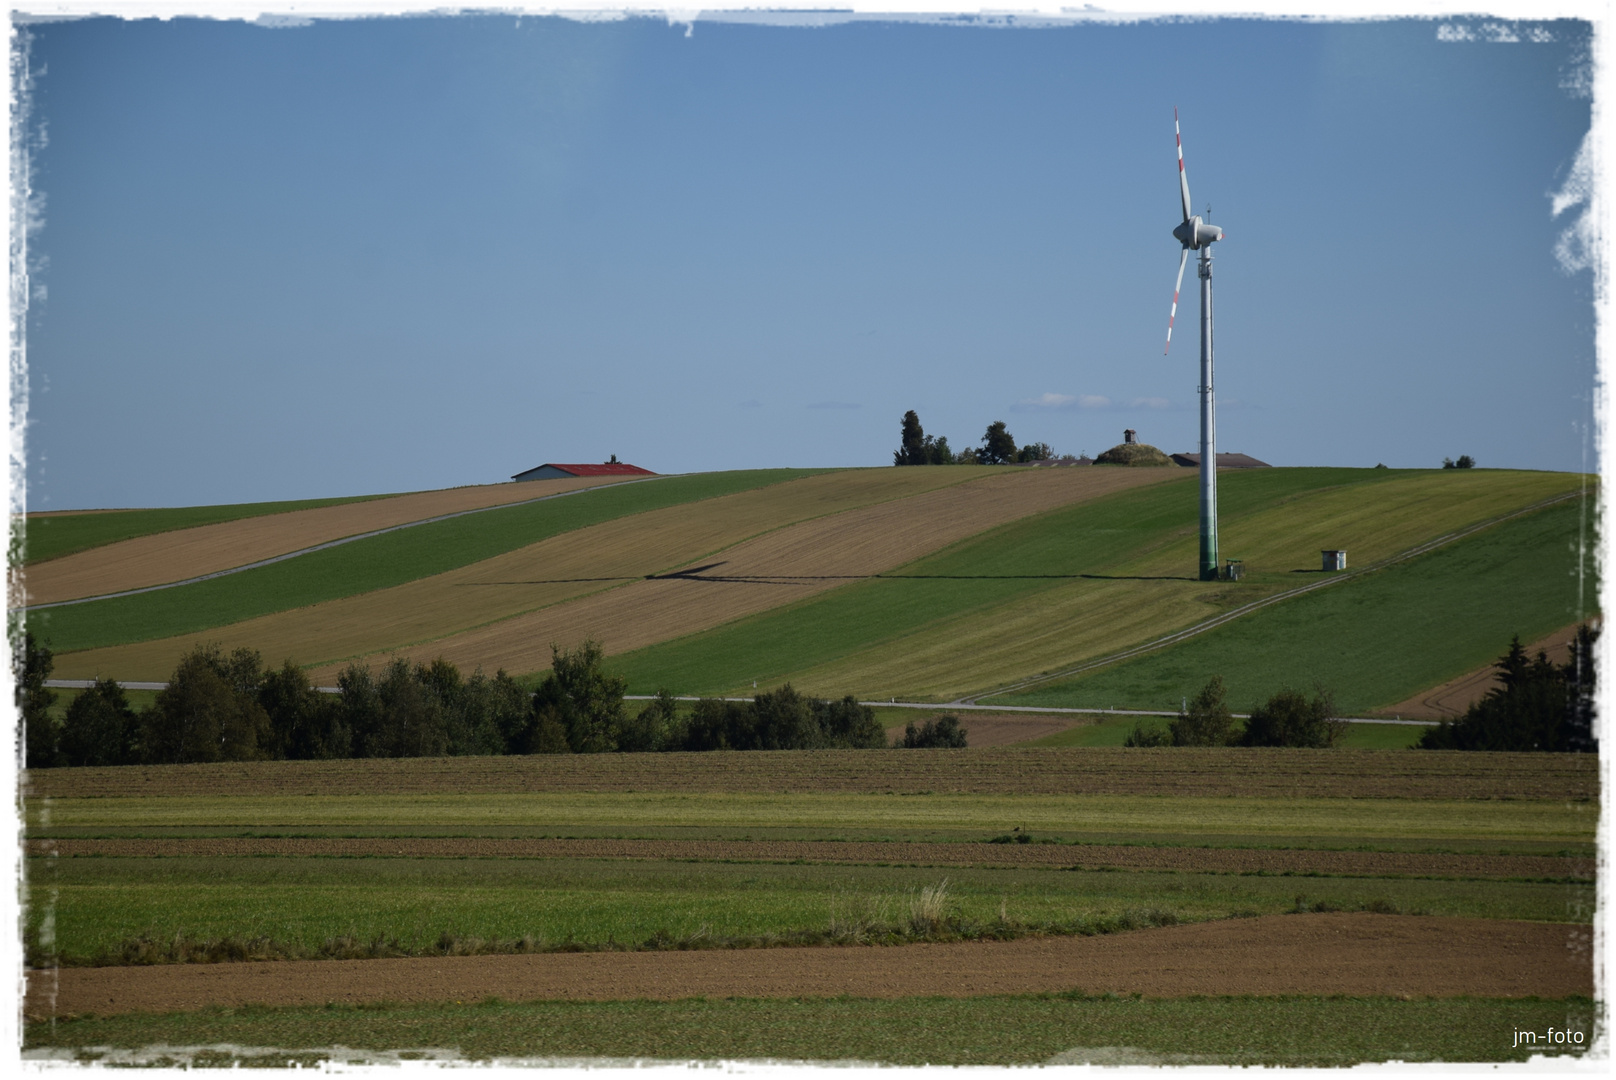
{"left": 29, "top": 837, "right": 1590, "bottom": 880}
{"left": 24, "top": 914, "right": 1592, "bottom": 1019}
{"left": 56, "top": 467, "right": 1181, "bottom": 684}
{"left": 23, "top": 747, "right": 1598, "bottom": 801}
{"left": 1383, "top": 624, "right": 1588, "bottom": 719}
{"left": 24, "top": 475, "right": 645, "bottom": 606}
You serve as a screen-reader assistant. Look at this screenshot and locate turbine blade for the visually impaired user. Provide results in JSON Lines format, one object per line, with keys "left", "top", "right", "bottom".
{"left": 1176, "top": 107, "right": 1193, "bottom": 223}
{"left": 1165, "top": 246, "right": 1189, "bottom": 354}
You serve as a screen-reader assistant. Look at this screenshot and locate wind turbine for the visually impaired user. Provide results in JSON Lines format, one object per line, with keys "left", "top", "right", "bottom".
{"left": 1164, "top": 108, "right": 1225, "bottom": 582}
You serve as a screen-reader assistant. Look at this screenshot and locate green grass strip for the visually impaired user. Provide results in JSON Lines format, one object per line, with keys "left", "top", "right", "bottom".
{"left": 32, "top": 470, "right": 827, "bottom": 654}
{"left": 25, "top": 994, "right": 1598, "bottom": 1065}
{"left": 23, "top": 855, "right": 1587, "bottom": 966}
{"left": 607, "top": 468, "right": 1479, "bottom": 694}
{"left": 32, "top": 792, "right": 1593, "bottom": 843}
{"left": 17, "top": 494, "right": 398, "bottom": 564}
{"left": 993, "top": 498, "right": 1594, "bottom": 715}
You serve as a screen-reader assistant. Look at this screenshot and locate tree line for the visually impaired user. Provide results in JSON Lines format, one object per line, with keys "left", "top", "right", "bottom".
{"left": 1124, "top": 677, "right": 1345, "bottom": 748}
{"left": 16, "top": 636, "right": 960, "bottom": 768}
{"left": 893, "top": 411, "right": 1052, "bottom": 466}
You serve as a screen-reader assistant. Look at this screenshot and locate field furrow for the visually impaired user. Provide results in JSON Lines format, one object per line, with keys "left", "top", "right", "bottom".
{"left": 23, "top": 914, "right": 1593, "bottom": 1020}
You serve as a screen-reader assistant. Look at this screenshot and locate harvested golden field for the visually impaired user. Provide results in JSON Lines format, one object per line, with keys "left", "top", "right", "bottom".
{"left": 30, "top": 836, "right": 1590, "bottom": 880}
{"left": 793, "top": 578, "right": 1214, "bottom": 701}
{"left": 57, "top": 467, "right": 1177, "bottom": 683}
{"left": 23, "top": 748, "right": 1598, "bottom": 801}
{"left": 24, "top": 474, "right": 643, "bottom": 606}
{"left": 1383, "top": 623, "right": 1586, "bottom": 719}
{"left": 24, "top": 914, "right": 1593, "bottom": 1019}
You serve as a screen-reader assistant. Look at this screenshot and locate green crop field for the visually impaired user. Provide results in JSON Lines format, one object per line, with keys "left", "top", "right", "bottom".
{"left": 17, "top": 493, "right": 397, "bottom": 564}
{"left": 993, "top": 497, "right": 1592, "bottom": 714}
{"left": 27, "top": 995, "right": 1598, "bottom": 1067}
{"left": 26, "top": 855, "right": 1581, "bottom": 967}
{"left": 31, "top": 469, "right": 823, "bottom": 652}
{"left": 28, "top": 791, "right": 1595, "bottom": 844}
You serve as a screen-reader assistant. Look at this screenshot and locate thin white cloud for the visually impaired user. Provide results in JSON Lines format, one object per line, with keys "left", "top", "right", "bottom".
{"left": 1130, "top": 397, "right": 1172, "bottom": 410}
{"left": 1012, "top": 392, "right": 1114, "bottom": 412}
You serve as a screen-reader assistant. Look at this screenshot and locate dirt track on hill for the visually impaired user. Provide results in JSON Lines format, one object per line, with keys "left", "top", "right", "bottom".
{"left": 30, "top": 837, "right": 1590, "bottom": 880}
{"left": 1383, "top": 624, "right": 1587, "bottom": 719}
{"left": 24, "top": 914, "right": 1592, "bottom": 1019}
{"left": 23, "top": 475, "right": 641, "bottom": 606}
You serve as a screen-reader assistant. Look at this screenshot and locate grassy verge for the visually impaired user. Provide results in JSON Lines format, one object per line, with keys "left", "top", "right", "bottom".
{"left": 993, "top": 497, "right": 1594, "bottom": 714}
{"left": 17, "top": 493, "right": 398, "bottom": 564}
{"left": 25, "top": 995, "right": 1599, "bottom": 1065}
{"left": 32, "top": 470, "right": 826, "bottom": 653}
{"left": 26, "top": 792, "right": 1596, "bottom": 844}
{"left": 608, "top": 469, "right": 1582, "bottom": 699}
{"left": 23, "top": 856, "right": 1587, "bottom": 966}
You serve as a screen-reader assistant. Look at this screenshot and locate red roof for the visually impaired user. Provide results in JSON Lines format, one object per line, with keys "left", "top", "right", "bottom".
{"left": 543, "top": 463, "right": 656, "bottom": 477}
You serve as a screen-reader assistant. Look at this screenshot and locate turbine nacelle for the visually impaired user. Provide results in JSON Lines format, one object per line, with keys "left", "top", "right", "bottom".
{"left": 1172, "top": 215, "right": 1223, "bottom": 250}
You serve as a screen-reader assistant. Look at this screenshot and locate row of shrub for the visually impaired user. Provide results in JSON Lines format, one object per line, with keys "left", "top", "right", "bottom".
{"left": 18, "top": 636, "right": 968, "bottom": 768}
{"left": 1123, "top": 677, "right": 1344, "bottom": 748}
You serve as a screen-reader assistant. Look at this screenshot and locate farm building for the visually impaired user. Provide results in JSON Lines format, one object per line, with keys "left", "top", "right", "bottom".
{"left": 511, "top": 462, "right": 656, "bottom": 482}
{"left": 1170, "top": 452, "right": 1271, "bottom": 468}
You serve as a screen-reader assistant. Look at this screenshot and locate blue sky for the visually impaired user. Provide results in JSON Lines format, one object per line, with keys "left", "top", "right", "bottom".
{"left": 19, "top": 13, "right": 1596, "bottom": 509}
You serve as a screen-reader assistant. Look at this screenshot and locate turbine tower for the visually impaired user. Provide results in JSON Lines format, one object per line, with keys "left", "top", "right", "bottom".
{"left": 1164, "top": 108, "right": 1224, "bottom": 582}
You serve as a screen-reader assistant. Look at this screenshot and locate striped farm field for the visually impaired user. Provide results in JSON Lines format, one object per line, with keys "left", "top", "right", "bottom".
{"left": 48, "top": 466, "right": 1178, "bottom": 683}
{"left": 31, "top": 468, "right": 827, "bottom": 657}
{"left": 991, "top": 496, "right": 1591, "bottom": 715}
{"left": 23, "top": 748, "right": 1594, "bottom": 1061}
{"left": 607, "top": 468, "right": 1587, "bottom": 702}
{"left": 21, "top": 473, "right": 656, "bottom": 606}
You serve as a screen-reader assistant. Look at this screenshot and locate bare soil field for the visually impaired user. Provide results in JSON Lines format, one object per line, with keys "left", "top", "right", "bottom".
{"left": 884, "top": 713, "right": 1082, "bottom": 748}
{"left": 58, "top": 467, "right": 1178, "bottom": 684}
{"left": 30, "top": 837, "right": 1590, "bottom": 880}
{"left": 24, "top": 475, "right": 643, "bottom": 606}
{"left": 23, "top": 747, "right": 1598, "bottom": 801}
{"left": 1383, "top": 624, "right": 1587, "bottom": 719}
{"left": 24, "top": 914, "right": 1592, "bottom": 1020}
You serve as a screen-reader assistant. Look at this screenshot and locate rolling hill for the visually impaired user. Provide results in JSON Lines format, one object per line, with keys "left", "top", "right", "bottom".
{"left": 24, "top": 465, "right": 1592, "bottom": 715}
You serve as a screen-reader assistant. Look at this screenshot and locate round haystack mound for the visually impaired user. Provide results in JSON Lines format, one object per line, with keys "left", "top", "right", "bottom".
{"left": 1095, "top": 441, "right": 1175, "bottom": 466}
